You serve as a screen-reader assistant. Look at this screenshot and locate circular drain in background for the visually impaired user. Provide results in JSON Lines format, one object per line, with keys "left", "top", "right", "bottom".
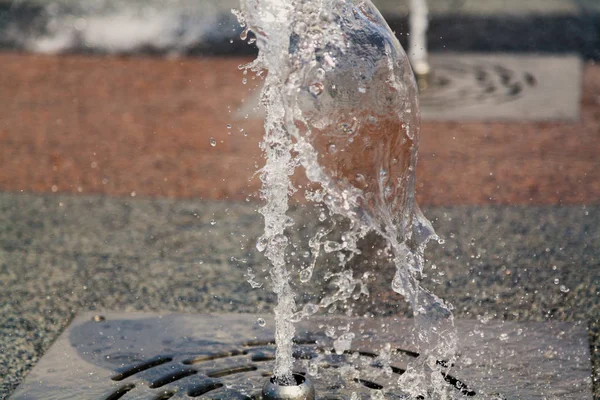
{"left": 419, "top": 58, "right": 537, "bottom": 110}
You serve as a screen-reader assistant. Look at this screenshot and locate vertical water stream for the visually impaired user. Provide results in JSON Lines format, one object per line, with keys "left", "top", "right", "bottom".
{"left": 238, "top": 0, "right": 456, "bottom": 396}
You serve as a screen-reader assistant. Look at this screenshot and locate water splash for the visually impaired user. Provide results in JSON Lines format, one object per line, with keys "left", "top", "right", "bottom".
{"left": 238, "top": 0, "right": 456, "bottom": 395}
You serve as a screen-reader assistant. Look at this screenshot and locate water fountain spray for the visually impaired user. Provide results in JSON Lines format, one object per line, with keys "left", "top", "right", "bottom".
{"left": 237, "top": 0, "right": 456, "bottom": 397}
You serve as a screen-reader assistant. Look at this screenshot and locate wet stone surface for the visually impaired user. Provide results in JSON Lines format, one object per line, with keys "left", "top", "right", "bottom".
{"left": 0, "top": 192, "right": 599, "bottom": 398}
{"left": 7, "top": 312, "right": 592, "bottom": 399}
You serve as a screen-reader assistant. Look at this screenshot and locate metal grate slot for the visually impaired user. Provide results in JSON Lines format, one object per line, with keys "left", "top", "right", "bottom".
{"left": 111, "top": 355, "right": 173, "bottom": 381}
{"left": 371, "top": 361, "right": 406, "bottom": 376}
{"left": 353, "top": 379, "right": 384, "bottom": 390}
{"left": 292, "top": 339, "right": 318, "bottom": 345}
{"left": 292, "top": 349, "right": 317, "bottom": 360}
{"left": 250, "top": 353, "right": 276, "bottom": 362}
{"left": 104, "top": 383, "right": 135, "bottom": 400}
{"left": 207, "top": 365, "right": 258, "bottom": 378}
{"left": 152, "top": 391, "right": 175, "bottom": 400}
{"left": 394, "top": 348, "right": 419, "bottom": 358}
{"left": 244, "top": 340, "right": 276, "bottom": 347}
{"left": 149, "top": 368, "right": 198, "bottom": 388}
{"left": 183, "top": 350, "right": 248, "bottom": 365}
{"left": 244, "top": 338, "right": 317, "bottom": 347}
{"left": 345, "top": 350, "right": 378, "bottom": 359}
{"left": 389, "top": 365, "right": 406, "bottom": 375}
{"left": 443, "top": 374, "right": 476, "bottom": 397}
{"left": 188, "top": 381, "right": 224, "bottom": 397}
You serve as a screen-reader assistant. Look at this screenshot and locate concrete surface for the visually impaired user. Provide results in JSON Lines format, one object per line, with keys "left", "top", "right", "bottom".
{"left": 0, "top": 192, "right": 598, "bottom": 398}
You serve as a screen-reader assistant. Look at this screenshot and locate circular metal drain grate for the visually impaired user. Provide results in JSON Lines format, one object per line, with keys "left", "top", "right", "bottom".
{"left": 12, "top": 313, "right": 591, "bottom": 400}
{"left": 419, "top": 58, "right": 537, "bottom": 110}
{"left": 103, "top": 337, "right": 476, "bottom": 400}
{"left": 237, "top": 55, "right": 581, "bottom": 121}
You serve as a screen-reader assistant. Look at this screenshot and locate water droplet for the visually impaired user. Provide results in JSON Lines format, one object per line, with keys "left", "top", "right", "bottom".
{"left": 226, "top": 124, "right": 232, "bottom": 129}
{"left": 338, "top": 122, "right": 355, "bottom": 135}
{"left": 324, "top": 241, "right": 342, "bottom": 253}
{"left": 299, "top": 269, "right": 312, "bottom": 282}
{"left": 554, "top": 278, "right": 559, "bottom": 284}
{"left": 334, "top": 332, "right": 355, "bottom": 354}
{"left": 560, "top": 285, "right": 570, "bottom": 293}
{"left": 358, "top": 86, "right": 366, "bottom": 93}
{"left": 308, "top": 362, "right": 318, "bottom": 376}
{"left": 303, "top": 303, "right": 319, "bottom": 315}
{"left": 327, "top": 143, "right": 337, "bottom": 153}
{"left": 210, "top": 219, "right": 216, "bottom": 226}
{"left": 309, "top": 82, "right": 324, "bottom": 96}
{"left": 242, "top": 78, "right": 247, "bottom": 85}
{"left": 256, "top": 236, "right": 268, "bottom": 252}
{"left": 210, "top": 137, "right": 217, "bottom": 147}
{"left": 270, "top": 234, "right": 289, "bottom": 248}
{"left": 257, "top": 318, "right": 266, "bottom": 327}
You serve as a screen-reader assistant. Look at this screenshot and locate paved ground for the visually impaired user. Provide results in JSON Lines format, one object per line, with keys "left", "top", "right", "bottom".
{"left": 0, "top": 193, "right": 599, "bottom": 398}
{"left": 0, "top": 54, "right": 599, "bottom": 206}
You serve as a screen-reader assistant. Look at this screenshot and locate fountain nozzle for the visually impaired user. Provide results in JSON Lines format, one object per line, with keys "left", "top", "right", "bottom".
{"left": 261, "top": 374, "right": 315, "bottom": 400}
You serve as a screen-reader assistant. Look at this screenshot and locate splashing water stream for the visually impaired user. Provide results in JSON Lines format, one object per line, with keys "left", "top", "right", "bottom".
{"left": 238, "top": 0, "right": 456, "bottom": 396}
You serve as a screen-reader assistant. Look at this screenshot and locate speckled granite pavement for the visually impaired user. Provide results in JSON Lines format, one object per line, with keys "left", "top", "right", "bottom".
{"left": 0, "top": 192, "right": 598, "bottom": 398}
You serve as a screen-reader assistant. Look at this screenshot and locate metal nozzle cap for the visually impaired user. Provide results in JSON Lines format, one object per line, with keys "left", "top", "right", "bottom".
{"left": 262, "top": 374, "right": 315, "bottom": 400}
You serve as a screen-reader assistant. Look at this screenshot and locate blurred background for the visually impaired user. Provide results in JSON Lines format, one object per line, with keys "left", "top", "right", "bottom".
{"left": 0, "top": 0, "right": 598, "bottom": 203}
{"left": 0, "top": 0, "right": 599, "bottom": 399}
